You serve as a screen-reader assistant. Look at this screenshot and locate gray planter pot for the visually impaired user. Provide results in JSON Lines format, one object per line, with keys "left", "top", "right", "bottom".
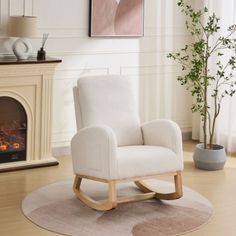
{"left": 193, "top": 143, "right": 226, "bottom": 170}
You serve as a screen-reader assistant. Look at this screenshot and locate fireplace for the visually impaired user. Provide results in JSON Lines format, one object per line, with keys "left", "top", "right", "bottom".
{"left": 0, "top": 97, "right": 27, "bottom": 163}
{"left": 0, "top": 58, "right": 61, "bottom": 172}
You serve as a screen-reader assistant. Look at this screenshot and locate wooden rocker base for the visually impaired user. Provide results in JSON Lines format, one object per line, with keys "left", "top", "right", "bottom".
{"left": 73, "top": 171, "right": 183, "bottom": 211}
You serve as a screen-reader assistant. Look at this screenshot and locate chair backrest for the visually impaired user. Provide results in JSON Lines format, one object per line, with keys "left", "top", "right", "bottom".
{"left": 73, "top": 75, "right": 143, "bottom": 146}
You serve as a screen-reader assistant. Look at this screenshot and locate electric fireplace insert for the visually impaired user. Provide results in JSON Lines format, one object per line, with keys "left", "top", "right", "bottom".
{"left": 0, "top": 97, "right": 27, "bottom": 164}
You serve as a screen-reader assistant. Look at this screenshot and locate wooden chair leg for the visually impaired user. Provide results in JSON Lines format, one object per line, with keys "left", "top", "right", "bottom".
{"left": 73, "top": 172, "right": 183, "bottom": 211}
{"left": 73, "top": 175, "right": 117, "bottom": 211}
{"left": 134, "top": 171, "right": 183, "bottom": 200}
{"left": 108, "top": 180, "right": 117, "bottom": 208}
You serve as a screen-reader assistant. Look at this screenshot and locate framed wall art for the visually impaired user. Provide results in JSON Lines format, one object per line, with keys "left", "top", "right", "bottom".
{"left": 89, "top": 0, "right": 144, "bottom": 37}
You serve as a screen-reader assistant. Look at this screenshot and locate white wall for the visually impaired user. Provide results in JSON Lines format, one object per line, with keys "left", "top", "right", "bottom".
{"left": 0, "top": 0, "right": 193, "bottom": 149}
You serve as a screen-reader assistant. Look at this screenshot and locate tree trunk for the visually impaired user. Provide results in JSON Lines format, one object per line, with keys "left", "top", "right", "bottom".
{"left": 203, "top": 80, "right": 207, "bottom": 149}
{"left": 210, "top": 103, "right": 220, "bottom": 149}
{"left": 203, "top": 42, "right": 209, "bottom": 149}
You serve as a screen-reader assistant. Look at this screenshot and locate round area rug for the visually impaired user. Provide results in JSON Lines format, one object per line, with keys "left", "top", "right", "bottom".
{"left": 22, "top": 179, "right": 213, "bottom": 236}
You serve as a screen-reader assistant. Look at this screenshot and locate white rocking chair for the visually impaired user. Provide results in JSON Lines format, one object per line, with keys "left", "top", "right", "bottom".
{"left": 71, "top": 75, "right": 183, "bottom": 211}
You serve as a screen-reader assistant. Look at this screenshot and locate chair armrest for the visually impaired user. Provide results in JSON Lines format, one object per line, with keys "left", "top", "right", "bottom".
{"left": 141, "top": 119, "right": 183, "bottom": 167}
{"left": 71, "top": 125, "right": 118, "bottom": 180}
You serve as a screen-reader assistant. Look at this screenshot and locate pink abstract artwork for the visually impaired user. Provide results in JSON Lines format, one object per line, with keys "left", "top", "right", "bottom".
{"left": 90, "top": 0, "right": 144, "bottom": 37}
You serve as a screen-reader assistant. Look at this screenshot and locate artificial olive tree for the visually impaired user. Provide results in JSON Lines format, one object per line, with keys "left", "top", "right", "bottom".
{"left": 168, "top": 0, "right": 236, "bottom": 149}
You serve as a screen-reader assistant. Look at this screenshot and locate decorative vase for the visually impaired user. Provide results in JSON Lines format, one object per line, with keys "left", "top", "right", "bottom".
{"left": 13, "top": 38, "right": 32, "bottom": 60}
{"left": 193, "top": 143, "right": 226, "bottom": 170}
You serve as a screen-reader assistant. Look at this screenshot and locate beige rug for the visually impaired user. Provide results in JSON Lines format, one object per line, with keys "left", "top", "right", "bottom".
{"left": 22, "top": 179, "right": 213, "bottom": 236}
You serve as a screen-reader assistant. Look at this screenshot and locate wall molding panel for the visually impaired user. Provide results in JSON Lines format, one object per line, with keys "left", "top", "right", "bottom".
{"left": 8, "top": 0, "right": 24, "bottom": 16}
{"left": 0, "top": 0, "right": 2, "bottom": 30}
{"left": 8, "top": 0, "right": 33, "bottom": 17}
{"left": 0, "top": 0, "right": 8, "bottom": 33}
{"left": 0, "top": 0, "right": 194, "bottom": 150}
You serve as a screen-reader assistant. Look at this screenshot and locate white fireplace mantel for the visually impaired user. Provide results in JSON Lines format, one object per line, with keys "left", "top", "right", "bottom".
{"left": 0, "top": 58, "right": 61, "bottom": 172}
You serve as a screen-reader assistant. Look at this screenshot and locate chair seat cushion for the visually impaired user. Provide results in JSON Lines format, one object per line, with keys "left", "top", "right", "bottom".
{"left": 117, "top": 145, "right": 181, "bottom": 179}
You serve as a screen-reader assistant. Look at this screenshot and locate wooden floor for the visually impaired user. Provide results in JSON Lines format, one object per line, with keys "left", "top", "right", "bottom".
{"left": 0, "top": 141, "right": 236, "bottom": 236}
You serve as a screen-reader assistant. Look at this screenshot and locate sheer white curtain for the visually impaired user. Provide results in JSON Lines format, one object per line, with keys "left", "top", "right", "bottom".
{"left": 192, "top": 0, "right": 236, "bottom": 152}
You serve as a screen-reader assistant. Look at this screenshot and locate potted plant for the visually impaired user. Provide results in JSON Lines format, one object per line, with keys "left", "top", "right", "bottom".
{"left": 167, "top": 0, "right": 236, "bottom": 170}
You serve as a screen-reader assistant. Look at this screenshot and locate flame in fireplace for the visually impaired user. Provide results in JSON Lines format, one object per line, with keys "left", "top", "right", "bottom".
{"left": 0, "top": 121, "right": 26, "bottom": 153}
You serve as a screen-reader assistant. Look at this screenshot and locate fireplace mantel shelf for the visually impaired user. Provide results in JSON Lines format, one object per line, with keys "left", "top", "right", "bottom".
{"left": 0, "top": 58, "right": 61, "bottom": 172}
{"left": 0, "top": 57, "right": 62, "bottom": 65}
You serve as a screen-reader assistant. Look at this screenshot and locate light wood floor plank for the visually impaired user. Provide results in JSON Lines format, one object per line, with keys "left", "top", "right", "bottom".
{"left": 0, "top": 141, "right": 236, "bottom": 235}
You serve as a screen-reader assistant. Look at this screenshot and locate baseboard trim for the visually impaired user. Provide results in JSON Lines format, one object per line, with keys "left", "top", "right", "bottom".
{"left": 53, "top": 146, "right": 71, "bottom": 157}
{"left": 182, "top": 131, "right": 192, "bottom": 141}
